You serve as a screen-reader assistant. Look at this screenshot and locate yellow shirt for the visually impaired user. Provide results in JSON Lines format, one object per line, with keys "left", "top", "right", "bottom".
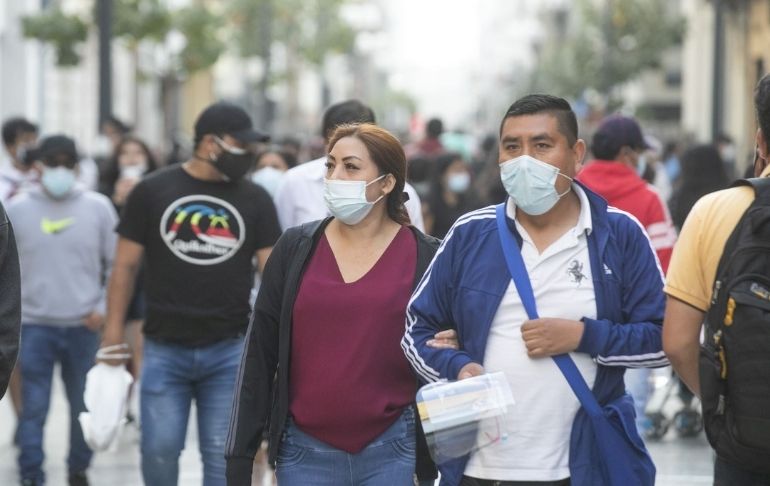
{"left": 664, "top": 168, "right": 770, "bottom": 311}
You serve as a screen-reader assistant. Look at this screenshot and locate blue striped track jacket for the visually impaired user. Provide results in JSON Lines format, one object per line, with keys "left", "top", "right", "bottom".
{"left": 402, "top": 183, "right": 668, "bottom": 485}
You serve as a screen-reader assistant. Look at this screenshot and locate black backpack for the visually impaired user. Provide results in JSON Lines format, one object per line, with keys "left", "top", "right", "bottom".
{"left": 700, "top": 177, "right": 770, "bottom": 473}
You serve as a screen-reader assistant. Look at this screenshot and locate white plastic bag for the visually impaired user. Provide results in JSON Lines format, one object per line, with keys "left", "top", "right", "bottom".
{"left": 417, "top": 372, "right": 515, "bottom": 464}
{"left": 78, "top": 362, "right": 133, "bottom": 451}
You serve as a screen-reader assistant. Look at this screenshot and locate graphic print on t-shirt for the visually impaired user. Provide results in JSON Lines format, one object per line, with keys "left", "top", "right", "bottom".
{"left": 160, "top": 194, "right": 245, "bottom": 265}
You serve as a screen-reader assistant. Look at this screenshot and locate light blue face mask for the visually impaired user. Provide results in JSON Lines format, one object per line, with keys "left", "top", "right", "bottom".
{"left": 447, "top": 172, "right": 471, "bottom": 193}
{"left": 499, "top": 155, "right": 572, "bottom": 215}
{"left": 323, "top": 174, "right": 387, "bottom": 225}
{"left": 41, "top": 166, "right": 77, "bottom": 199}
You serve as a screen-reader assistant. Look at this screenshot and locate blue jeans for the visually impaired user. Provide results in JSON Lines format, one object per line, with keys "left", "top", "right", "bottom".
{"left": 140, "top": 336, "right": 244, "bottom": 486}
{"left": 625, "top": 368, "right": 651, "bottom": 434}
{"left": 714, "top": 456, "right": 770, "bottom": 485}
{"left": 276, "top": 408, "right": 416, "bottom": 486}
{"left": 17, "top": 324, "right": 99, "bottom": 483}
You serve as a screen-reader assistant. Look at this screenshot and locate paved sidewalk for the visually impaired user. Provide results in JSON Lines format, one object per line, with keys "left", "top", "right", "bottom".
{"left": 0, "top": 370, "right": 713, "bottom": 485}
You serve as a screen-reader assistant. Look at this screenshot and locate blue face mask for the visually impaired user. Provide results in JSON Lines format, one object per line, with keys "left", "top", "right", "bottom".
{"left": 447, "top": 172, "right": 471, "bottom": 193}
{"left": 41, "top": 166, "right": 77, "bottom": 199}
{"left": 499, "top": 155, "right": 572, "bottom": 215}
{"left": 323, "top": 174, "right": 387, "bottom": 225}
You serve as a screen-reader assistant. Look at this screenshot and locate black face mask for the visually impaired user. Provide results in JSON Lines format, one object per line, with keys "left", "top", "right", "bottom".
{"left": 208, "top": 137, "right": 255, "bottom": 181}
{"left": 210, "top": 151, "right": 254, "bottom": 181}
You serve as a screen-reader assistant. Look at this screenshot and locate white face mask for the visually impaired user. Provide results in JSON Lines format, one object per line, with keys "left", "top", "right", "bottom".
{"left": 120, "top": 164, "right": 148, "bottom": 180}
{"left": 323, "top": 174, "right": 387, "bottom": 225}
{"left": 251, "top": 166, "right": 285, "bottom": 197}
{"left": 500, "top": 154, "right": 572, "bottom": 215}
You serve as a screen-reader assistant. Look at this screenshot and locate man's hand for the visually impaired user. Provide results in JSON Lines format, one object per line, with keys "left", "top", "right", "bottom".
{"left": 427, "top": 329, "right": 459, "bottom": 350}
{"left": 521, "top": 318, "right": 584, "bottom": 358}
{"left": 83, "top": 312, "right": 105, "bottom": 332}
{"left": 457, "top": 362, "right": 485, "bottom": 380}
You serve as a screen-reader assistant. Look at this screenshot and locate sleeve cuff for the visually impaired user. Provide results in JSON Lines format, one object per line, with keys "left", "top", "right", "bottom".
{"left": 576, "top": 317, "right": 609, "bottom": 357}
{"left": 447, "top": 352, "right": 474, "bottom": 380}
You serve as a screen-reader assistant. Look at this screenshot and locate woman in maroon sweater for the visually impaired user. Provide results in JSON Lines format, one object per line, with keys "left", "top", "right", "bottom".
{"left": 226, "top": 123, "right": 440, "bottom": 485}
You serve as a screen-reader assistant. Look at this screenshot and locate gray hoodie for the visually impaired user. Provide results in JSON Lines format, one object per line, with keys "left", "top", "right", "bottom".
{"left": 6, "top": 187, "right": 117, "bottom": 325}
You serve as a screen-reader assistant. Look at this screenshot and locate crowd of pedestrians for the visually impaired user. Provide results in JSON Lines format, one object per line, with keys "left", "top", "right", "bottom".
{"left": 0, "top": 73, "right": 768, "bottom": 486}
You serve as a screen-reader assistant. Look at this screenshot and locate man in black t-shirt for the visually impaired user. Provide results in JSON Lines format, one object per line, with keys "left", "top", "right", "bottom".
{"left": 100, "top": 102, "right": 281, "bottom": 486}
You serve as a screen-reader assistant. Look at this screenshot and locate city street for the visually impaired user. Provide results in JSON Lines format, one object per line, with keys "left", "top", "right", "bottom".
{"left": 0, "top": 370, "right": 714, "bottom": 486}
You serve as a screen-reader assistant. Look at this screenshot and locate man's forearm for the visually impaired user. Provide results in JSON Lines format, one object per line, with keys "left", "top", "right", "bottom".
{"left": 668, "top": 342, "right": 701, "bottom": 397}
{"left": 102, "top": 262, "right": 139, "bottom": 344}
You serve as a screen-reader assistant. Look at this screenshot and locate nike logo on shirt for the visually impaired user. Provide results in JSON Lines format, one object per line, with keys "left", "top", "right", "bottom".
{"left": 41, "top": 217, "right": 75, "bottom": 234}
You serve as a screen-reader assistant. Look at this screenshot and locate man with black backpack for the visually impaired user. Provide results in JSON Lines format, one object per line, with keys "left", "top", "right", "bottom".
{"left": 664, "top": 73, "right": 770, "bottom": 484}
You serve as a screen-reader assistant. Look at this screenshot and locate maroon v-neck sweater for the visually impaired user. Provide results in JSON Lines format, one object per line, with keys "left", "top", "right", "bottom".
{"left": 289, "top": 226, "right": 417, "bottom": 453}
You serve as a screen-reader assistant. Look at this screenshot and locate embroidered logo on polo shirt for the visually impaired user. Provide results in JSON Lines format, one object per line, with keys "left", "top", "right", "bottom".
{"left": 567, "top": 259, "right": 587, "bottom": 286}
{"left": 160, "top": 195, "right": 245, "bottom": 265}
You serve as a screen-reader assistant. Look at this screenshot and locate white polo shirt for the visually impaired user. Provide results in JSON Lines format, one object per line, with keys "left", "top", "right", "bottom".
{"left": 464, "top": 184, "right": 598, "bottom": 482}
{"left": 272, "top": 156, "right": 425, "bottom": 231}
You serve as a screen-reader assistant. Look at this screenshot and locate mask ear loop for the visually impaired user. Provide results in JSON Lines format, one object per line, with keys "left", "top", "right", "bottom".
{"left": 556, "top": 171, "right": 573, "bottom": 198}
{"left": 365, "top": 173, "right": 390, "bottom": 204}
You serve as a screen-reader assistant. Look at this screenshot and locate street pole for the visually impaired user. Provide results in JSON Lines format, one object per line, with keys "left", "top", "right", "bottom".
{"left": 257, "top": 0, "right": 273, "bottom": 131}
{"left": 712, "top": 0, "right": 725, "bottom": 141}
{"left": 97, "top": 0, "right": 113, "bottom": 129}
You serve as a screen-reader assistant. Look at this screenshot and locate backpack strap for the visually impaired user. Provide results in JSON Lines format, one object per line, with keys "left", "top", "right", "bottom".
{"left": 707, "top": 177, "right": 770, "bottom": 333}
{"left": 732, "top": 177, "right": 770, "bottom": 205}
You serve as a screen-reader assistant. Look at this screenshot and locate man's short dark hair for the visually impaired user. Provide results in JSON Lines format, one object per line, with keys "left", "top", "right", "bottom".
{"left": 426, "top": 118, "right": 443, "bottom": 139}
{"left": 2, "top": 118, "right": 38, "bottom": 146}
{"left": 321, "top": 100, "right": 376, "bottom": 141}
{"left": 756, "top": 74, "right": 770, "bottom": 145}
{"left": 499, "top": 94, "right": 578, "bottom": 146}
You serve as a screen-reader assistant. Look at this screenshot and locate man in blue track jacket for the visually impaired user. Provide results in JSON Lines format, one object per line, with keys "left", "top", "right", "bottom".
{"left": 402, "top": 95, "right": 667, "bottom": 486}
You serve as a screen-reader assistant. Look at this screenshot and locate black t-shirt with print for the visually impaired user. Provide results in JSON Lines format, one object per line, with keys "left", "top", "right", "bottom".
{"left": 117, "top": 164, "right": 281, "bottom": 345}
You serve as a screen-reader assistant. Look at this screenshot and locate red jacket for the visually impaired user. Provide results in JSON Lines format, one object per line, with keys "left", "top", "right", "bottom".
{"left": 577, "top": 160, "right": 675, "bottom": 273}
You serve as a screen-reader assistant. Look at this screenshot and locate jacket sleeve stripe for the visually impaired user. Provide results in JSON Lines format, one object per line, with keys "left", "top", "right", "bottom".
{"left": 597, "top": 356, "right": 670, "bottom": 368}
{"left": 597, "top": 350, "right": 669, "bottom": 368}
{"left": 403, "top": 208, "right": 497, "bottom": 383}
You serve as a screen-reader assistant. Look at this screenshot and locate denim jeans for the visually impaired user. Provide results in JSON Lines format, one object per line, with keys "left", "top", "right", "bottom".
{"left": 624, "top": 368, "right": 652, "bottom": 434}
{"left": 276, "top": 408, "right": 417, "bottom": 486}
{"left": 140, "top": 336, "right": 244, "bottom": 486}
{"left": 714, "top": 456, "right": 770, "bottom": 485}
{"left": 17, "top": 324, "right": 99, "bottom": 483}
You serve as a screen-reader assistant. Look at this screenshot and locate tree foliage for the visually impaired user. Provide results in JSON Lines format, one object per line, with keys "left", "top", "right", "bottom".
{"left": 227, "top": 0, "right": 356, "bottom": 64}
{"left": 21, "top": 8, "right": 88, "bottom": 66}
{"left": 173, "top": 5, "right": 225, "bottom": 74}
{"left": 112, "top": 0, "right": 171, "bottom": 47}
{"left": 531, "top": 0, "right": 686, "bottom": 100}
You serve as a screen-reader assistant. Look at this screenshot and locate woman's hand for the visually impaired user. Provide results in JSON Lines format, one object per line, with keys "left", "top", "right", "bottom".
{"left": 426, "top": 329, "right": 459, "bottom": 350}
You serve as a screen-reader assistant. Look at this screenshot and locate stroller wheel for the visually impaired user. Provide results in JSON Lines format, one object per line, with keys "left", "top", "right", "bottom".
{"left": 674, "top": 409, "right": 703, "bottom": 437}
{"left": 644, "top": 412, "right": 669, "bottom": 440}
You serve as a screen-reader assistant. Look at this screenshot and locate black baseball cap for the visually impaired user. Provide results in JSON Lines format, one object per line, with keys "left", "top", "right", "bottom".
{"left": 25, "top": 135, "right": 78, "bottom": 166}
{"left": 592, "top": 115, "right": 650, "bottom": 159}
{"left": 194, "top": 102, "right": 270, "bottom": 145}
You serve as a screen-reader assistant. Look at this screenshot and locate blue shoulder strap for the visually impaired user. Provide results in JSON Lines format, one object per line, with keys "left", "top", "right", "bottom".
{"left": 495, "top": 203, "right": 602, "bottom": 417}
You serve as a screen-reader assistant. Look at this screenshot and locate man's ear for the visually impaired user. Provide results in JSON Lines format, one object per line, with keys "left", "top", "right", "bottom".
{"left": 573, "top": 139, "right": 587, "bottom": 172}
